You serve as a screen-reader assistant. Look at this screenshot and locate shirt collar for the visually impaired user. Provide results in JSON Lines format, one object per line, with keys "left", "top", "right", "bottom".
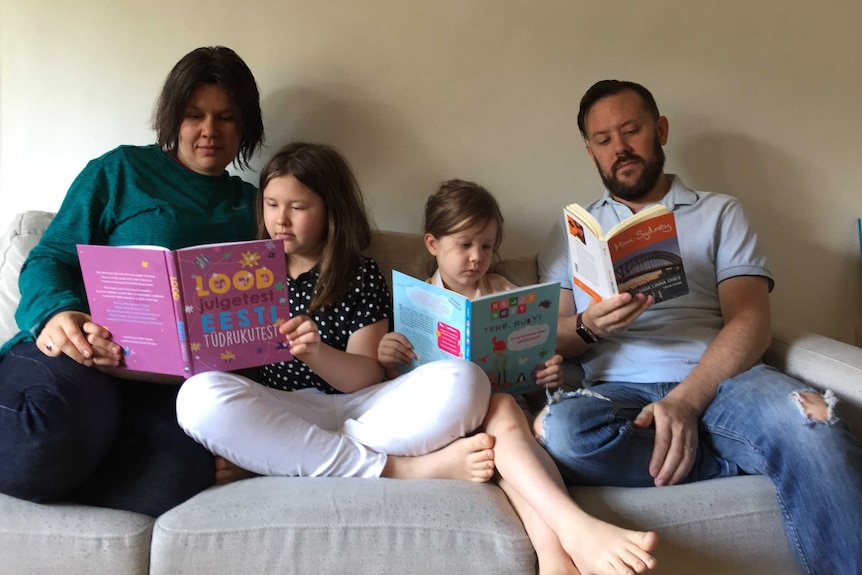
{"left": 429, "top": 269, "right": 495, "bottom": 299}
{"left": 595, "top": 174, "right": 698, "bottom": 213}
{"left": 291, "top": 264, "right": 320, "bottom": 285}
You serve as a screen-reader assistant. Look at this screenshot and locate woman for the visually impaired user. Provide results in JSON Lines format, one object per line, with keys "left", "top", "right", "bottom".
{"left": 0, "top": 46, "right": 265, "bottom": 516}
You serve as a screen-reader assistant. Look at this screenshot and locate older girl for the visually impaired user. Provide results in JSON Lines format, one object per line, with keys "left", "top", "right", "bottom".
{"left": 177, "top": 144, "right": 494, "bottom": 483}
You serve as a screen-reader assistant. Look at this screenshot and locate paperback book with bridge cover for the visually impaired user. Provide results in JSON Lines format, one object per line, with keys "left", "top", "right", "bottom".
{"left": 77, "top": 239, "right": 292, "bottom": 377}
{"left": 391, "top": 270, "right": 559, "bottom": 395}
{"left": 564, "top": 203, "right": 688, "bottom": 302}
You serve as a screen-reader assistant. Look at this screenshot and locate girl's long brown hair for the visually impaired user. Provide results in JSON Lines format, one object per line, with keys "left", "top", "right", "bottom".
{"left": 257, "top": 143, "right": 372, "bottom": 313}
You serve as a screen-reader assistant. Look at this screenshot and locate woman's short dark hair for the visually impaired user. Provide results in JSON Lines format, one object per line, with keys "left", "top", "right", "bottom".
{"left": 152, "top": 46, "right": 264, "bottom": 169}
{"left": 577, "top": 80, "right": 660, "bottom": 140}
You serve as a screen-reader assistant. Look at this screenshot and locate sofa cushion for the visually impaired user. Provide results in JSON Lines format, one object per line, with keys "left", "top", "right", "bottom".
{"left": 571, "top": 476, "right": 800, "bottom": 575}
{"left": 0, "top": 211, "right": 54, "bottom": 343}
{"left": 0, "top": 493, "right": 153, "bottom": 575}
{"left": 150, "top": 477, "right": 535, "bottom": 575}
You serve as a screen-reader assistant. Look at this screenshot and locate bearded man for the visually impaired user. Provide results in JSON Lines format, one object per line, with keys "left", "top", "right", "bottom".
{"left": 535, "top": 79, "right": 862, "bottom": 575}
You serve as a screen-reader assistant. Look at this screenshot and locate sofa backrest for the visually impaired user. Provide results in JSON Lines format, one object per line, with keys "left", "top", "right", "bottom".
{"left": 0, "top": 211, "right": 55, "bottom": 343}
{"left": 0, "top": 213, "right": 539, "bottom": 346}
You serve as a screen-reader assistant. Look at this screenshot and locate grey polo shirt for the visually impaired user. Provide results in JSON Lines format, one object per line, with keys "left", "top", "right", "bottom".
{"left": 538, "top": 175, "right": 773, "bottom": 385}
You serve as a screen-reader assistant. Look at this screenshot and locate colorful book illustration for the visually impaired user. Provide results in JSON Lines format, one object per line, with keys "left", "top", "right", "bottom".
{"left": 77, "top": 239, "right": 292, "bottom": 376}
{"left": 564, "top": 203, "right": 689, "bottom": 303}
{"left": 391, "top": 270, "right": 559, "bottom": 395}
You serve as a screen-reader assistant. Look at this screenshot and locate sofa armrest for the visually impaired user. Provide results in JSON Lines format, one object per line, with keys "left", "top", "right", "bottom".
{"left": 764, "top": 323, "right": 862, "bottom": 433}
{"left": 1, "top": 211, "right": 55, "bottom": 344}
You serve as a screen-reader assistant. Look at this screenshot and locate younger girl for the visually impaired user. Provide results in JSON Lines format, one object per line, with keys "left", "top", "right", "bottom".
{"left": 176, "top": 143, "right": 495, "bottom": 484}
{"left": 379, "top": 180, "right": 658, "bottom": 575}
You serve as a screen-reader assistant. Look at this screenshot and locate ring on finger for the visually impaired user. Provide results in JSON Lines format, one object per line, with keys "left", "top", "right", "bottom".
{"left": 46, "top": 340, "right": 55, "bottom": 352}
{"left": 684, "top": 444, "right": 696, "bottom": 454}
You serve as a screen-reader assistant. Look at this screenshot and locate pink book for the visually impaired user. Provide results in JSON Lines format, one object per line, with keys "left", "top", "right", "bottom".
{"left": 77, "top": 239, "right": 292, "bottom": 377}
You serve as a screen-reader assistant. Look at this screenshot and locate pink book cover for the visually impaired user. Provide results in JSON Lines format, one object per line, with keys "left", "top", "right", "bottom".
{"left": 77, "top": 244, "right": 192, "bottom": 375}
{"left": 77, "top": 240, "right": 292, "bottom": 376}
{"left": 175, "top": 239, "right": 292, "bottom": 374}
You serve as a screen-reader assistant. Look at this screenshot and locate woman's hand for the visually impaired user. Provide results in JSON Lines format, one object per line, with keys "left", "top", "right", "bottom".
{"left": 37, "top": 311, "right": 121, "bottom": 366}
{"left": 85, "top": 323, "right": 123, "bottom": 367}
{"left": 280, "top": 315, "right": 321, "bottom": 358}
{"left": 533, "top": 354, "right": 564, "bottom": 389}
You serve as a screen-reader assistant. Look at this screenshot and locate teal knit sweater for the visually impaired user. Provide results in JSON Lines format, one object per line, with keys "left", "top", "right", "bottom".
{"left": 1, "top": 145, "right": 257, "bottom": 355}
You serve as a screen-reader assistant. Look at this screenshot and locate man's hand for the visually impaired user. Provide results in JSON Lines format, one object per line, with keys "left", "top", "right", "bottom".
{"left": 633, "top": 394, "right": 701, "bottom": 486}
{"left": 582, "top": 291, "right": 654, "bottom": 338}
{"left": 557, "top": 289, "right": 654, "bottom": 357}
{"left": 631, "top": 276, "right": 773, "bottom": 487}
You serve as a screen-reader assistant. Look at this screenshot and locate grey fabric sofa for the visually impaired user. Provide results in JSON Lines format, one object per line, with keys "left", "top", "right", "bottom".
{"left": 2, "top": 210, "right": 860, "bottom": 574}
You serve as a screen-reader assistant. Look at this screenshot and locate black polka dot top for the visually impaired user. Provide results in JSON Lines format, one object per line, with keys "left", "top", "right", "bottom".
{"left": 259, "top": 256, "right": 391, "bottom": 394}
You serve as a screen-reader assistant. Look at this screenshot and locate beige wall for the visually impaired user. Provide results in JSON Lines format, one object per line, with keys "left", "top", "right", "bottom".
{"left": 2, "top": 0, "right": 861, "bottom": 344}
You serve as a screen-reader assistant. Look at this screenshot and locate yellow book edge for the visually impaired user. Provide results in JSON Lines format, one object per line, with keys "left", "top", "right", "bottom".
{"left": 564, "top": 203, "right": 669, "bottom": 240}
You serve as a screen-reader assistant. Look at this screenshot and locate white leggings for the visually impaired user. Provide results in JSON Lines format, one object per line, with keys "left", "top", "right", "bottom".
{"left": 176, "top": 359, "right": 491, "bottom": 478}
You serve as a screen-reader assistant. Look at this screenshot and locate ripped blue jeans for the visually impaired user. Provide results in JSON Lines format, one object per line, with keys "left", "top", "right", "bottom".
{"left": 539, "top": 364, "right": 862, "bottom": 575}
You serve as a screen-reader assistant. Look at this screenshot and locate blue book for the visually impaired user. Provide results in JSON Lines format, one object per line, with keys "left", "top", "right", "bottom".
{"left": 858, "top": 218, "right": 862, "bottom": 260}
{"left": 391, "top": 270, "right": 559, "bottom": 395}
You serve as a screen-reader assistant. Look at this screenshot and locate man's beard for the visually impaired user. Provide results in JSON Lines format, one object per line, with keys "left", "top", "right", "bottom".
{"left": 597, "top": 134, "right": 665, "bottom": 202}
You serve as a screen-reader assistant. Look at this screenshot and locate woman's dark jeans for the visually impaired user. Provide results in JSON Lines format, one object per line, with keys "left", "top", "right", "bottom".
{"left": 0, "top": 342, "right": 214, "bottom": 516}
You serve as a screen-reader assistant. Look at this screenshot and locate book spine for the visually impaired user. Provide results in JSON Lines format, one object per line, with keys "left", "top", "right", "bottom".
{"left": 600, "top": 242, "right": 619, "bottom": 297}
{"left": 858, "top": 217, "right": 862, "bottom": 260}
{"left": 164, "top": 251, "right": 193, "bottom": 375}
{"left": 465, "top": 300, "right": 472, "bottom": 361}
{"left": 571, "top": 276, "right": 604, "bottom": 303}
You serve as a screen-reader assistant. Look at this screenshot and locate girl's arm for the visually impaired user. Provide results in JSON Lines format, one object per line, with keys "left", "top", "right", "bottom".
{"left": 378, "top": 332, "right": 416, "bottom": 380}
{"left": 282, "top": 315, "right": 388, "bottom": 393}
{"left": 533, "top": 353, "right": 564, "bottom": 389}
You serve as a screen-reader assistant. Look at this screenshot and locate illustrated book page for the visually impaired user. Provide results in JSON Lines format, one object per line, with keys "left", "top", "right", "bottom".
{"left": 391, "top": 270, "right": 559, "bottom": 395}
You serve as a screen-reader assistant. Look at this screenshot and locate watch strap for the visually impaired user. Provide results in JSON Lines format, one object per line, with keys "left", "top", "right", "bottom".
{"left": 576, "top": 312, "right": 599, "bottom": 344}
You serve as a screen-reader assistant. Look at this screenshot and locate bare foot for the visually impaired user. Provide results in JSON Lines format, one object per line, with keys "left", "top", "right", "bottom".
{"left": 530, "top": 521, "right": 582, "bottom": 575}
{"left": 560, "top": 515, "right": 658, "bottom": 575}
{"left": 382, "top": 433, "right": 495, "bottom": 482}
{"left": 537, "top": 554, "right": 582, "bottom": 575}
{"left": 214, "top": 456, "right": 258, "bottom": 485}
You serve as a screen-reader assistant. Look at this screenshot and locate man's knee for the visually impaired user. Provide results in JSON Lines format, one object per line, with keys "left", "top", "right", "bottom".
{"left": 790, "top": 389, "right": 838, "bottom": 424}
{"left": 532, "top": 404, "right": 549, "bottom": 440}
{"left": 533, "top": 388, "right": 615, "bottom": 449}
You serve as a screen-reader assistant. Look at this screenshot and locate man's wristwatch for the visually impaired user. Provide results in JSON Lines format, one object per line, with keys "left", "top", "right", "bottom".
{"left": 575, "top": 312, "right": 599, "bottom": 344}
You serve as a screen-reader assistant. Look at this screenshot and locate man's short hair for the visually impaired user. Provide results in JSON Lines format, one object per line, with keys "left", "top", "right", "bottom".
{"left": 577, "top": 80, "right": 660, "bottom": 140}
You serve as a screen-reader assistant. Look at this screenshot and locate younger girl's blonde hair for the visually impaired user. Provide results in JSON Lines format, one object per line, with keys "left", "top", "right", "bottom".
{"left": 423, "top": 179, "right": 504, "bottom": 275}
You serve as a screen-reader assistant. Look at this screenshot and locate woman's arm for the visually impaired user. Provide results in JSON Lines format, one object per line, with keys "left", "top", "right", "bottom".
{"left": 17, "top": 159, "right": 113, "bottom": 362}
